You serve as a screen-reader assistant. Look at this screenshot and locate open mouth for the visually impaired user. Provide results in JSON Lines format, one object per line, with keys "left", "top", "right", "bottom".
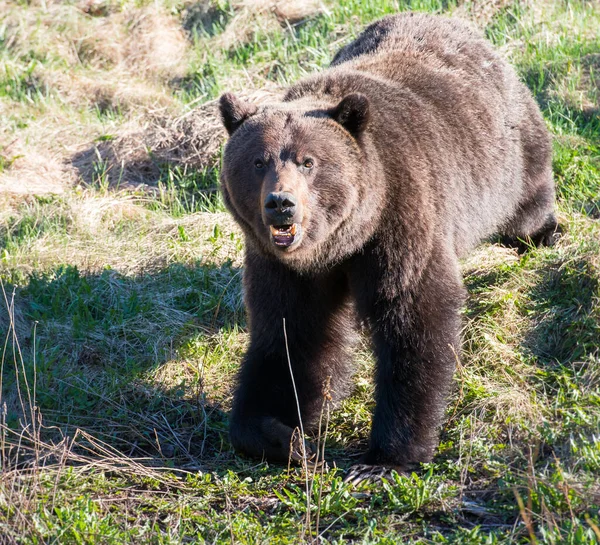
{"left": 269, "top": 224, "right": 300, "bottom": 248}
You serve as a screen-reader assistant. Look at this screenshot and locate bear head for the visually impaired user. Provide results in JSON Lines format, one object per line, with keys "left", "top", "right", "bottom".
{"left": 219, "top": 92, "right": 384, "bottom": 271}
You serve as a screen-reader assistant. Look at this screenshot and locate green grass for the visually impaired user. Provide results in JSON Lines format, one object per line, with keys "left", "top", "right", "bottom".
{"left": 152, "top": 164, "right": 226, "bottom": 215}
{"left": 178, "top": 0, "right": 460, "bottom": 103}
{"left": 1, "top": 0, "right": 600, "bottom": 543}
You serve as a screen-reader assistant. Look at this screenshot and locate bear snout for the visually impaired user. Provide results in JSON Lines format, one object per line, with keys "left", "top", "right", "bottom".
{"left": 262, "top": 191, "right": 304, "bottom": 249}
{"left": 263, "top": 191, "right": 298, "bottom": 223}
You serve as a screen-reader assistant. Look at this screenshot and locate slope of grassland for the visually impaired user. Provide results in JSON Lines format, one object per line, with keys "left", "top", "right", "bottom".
{"left": 1, "top": 0, "right": 599, "bottom": 543}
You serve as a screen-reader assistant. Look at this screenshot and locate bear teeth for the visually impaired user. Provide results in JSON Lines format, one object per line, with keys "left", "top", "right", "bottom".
{"left": 270, "top": 224, "right": 297, "bottom": 236}
{"left": 269, "top": 224, "right": 299, "bottom": 247}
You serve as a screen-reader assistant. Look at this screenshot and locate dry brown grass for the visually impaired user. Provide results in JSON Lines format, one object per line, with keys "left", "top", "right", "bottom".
{"left": 41, "top": 70, "right": 177, "bottom": 113}
{"left": 0, "top": 195, "right": 242, "bottom": 280}
{"left": 0, "top": 158, "right": 69, "bottom": 196}
{"left": 0, "top": 1, "right": 193, "bottom": 197}
{"left": 458, "top": 246, "right": 545, "bottom": 430}
{"left": 70, "top": 87, "right": 279, "bottom": 189}
{"left": 205, "top": 0, "right": 324, "bottom": 50}
{"left": 553, "top": 52, "right": 600, "bottom": 120}
{"left": 122, "top": 7, "right": 189, "bottom": 80}
{"left": 453, "top": 0, "right": 513, "bottom": 26}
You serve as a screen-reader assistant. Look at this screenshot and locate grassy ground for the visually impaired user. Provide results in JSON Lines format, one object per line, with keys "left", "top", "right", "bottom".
{"left": 1, "top": 0, "right": 599, "bottom": 543}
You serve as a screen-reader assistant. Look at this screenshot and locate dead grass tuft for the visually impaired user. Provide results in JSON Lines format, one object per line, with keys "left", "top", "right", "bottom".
{"left": 0, "top": 3, "right": 86, "bottom": 68}
{"left": 212, "top": 5, "right": 279, "bottom": 51}
{"left": 256, "top": 0, "right": 324, "bottom": 25}
{"left": 122, "top": 7, "right": 189, "bottom": 81}
{"left": 77, "top": 0, "right": 120, "bottom": 18}
{"left": 453, "top": 0, "right": 513, "bottom": 27}
{"left": 457, "top": 244, "right": 545, "bottom": 432}
{"left": 576, "top": 52, "right": 599, "bottom": 119}
{"left": 41, "top": 70, "right": 177, "bottom": 115}
{"left": 72, "top": 194, "right": 151, "bottom": 232}
{"left": 71, "top": 88, "right": 279, "bottom": 189}
{"left": 73, "top": 15, "right": 124, "bottom": 69}
{"left": 0, "top": 151, "right": 73, "bottom": 196}
{"left": 207, "top": 0, "right": 323, "bottom": 51}
{"left": 544, "top": 51, "right": 600, "bottom": 121}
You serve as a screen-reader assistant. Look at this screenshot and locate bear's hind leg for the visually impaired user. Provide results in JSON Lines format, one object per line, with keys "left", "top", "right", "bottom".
{"left": 500, "top": 108, "right": 561, "bottom": 252}
{"left": 499, "top": 181, "right": 561, "bottom": 253}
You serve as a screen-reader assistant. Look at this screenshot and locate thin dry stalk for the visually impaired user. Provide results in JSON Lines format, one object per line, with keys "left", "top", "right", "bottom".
{"left": 458, "top": 412, "right": 477, "bottom": 499}
{"left": 513, "top": 486, "right": 538, "bottom": 544}
{"left": 50, "top": 435, "right": 73, "bottom": 514}
{"left": 314, "top": 376, "right": 332, "bottom": 540}
{"left": 3, "top": 283, "right": 33, "bottom": 432}
{"left": 445, "top": 343, "right": 465, "bottom": 428}
{"left": 0, "top": 280, "right": 43, "bottom": 541}
{"left": 225, "top": 491, "right": 236, "bottom": 545}
{"left": 553, "top": 453, "right": 576, "bottom": 524}
{"left": 282, "top": 317, "right": 311, "bottom": 541}
{"left": 585, "top": 513, "right": 600, "bottom": 541}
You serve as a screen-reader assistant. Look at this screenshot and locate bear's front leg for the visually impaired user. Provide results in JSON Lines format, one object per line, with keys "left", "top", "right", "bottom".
{"left": 229, "top": 250, "right": 356, "bottom": 464}
{"left": 348, "top": 244, "right": 466, "bottom": 484}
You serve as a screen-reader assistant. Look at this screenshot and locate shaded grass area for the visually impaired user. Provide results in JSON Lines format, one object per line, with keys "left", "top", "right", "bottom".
{"left": 1, "top": 0, "right": 600, "bottom": 543}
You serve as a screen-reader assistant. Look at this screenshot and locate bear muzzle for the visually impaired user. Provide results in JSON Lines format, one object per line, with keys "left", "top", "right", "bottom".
{"left": 263, "top": 191, "right": 304, "bottom": 249}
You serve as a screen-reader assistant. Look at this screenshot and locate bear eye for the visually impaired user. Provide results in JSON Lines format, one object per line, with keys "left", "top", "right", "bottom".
{"left": 302, "top": 159, "right": 314, "bottom": 170}
{"left": 254, "top": 159, "right": 265, "bottom": 170}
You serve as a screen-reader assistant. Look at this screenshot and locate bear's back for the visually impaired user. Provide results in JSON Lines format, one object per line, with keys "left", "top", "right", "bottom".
{"left": 333, "top": 14, "right": 493, "bottom": 69}
{"left": 284, "top": 13, "right": 549, "bottom": 256}
{"left": 331, "top": 13, "right": 516, "bottom": 106}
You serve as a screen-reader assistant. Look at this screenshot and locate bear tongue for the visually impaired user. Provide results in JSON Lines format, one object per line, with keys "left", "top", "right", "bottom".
{"left": 270, "top": 224, "right": 297, "bottom": 247}
{"left": 273, "top": 234, "right": 293, "bottom": 246}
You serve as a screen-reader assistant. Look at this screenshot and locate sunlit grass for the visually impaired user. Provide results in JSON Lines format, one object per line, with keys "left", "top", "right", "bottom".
{"left": 0, "top": 0, "right": 599, "bottom": 543}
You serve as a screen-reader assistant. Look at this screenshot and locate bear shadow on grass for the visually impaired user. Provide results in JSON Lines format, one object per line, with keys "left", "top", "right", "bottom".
{"left": 439, "top": 245, "right": 599, "bottom": 457}
{"left": 2, "top": 260, "right": 259, "bottom": 477}
{"left": 516, "top": 254, "right": 599, "bottom": 466}
{"left": 9, "top": 241, "right": 597, "bottom": 480}
{"left": 520, "top": 255, "right": 599, "bottom": 366}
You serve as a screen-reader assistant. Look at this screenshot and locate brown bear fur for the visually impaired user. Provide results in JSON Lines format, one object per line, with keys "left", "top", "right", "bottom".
{"left": 218, "top": 13, "right": 558, "bottom": 481}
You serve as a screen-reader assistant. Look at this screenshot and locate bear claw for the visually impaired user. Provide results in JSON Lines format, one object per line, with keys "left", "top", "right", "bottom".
{"left": 288, "top": 434, "right": 329, "bottom": 472}
{"left": 343, "top": 464, "right": 398, "bottom": 486}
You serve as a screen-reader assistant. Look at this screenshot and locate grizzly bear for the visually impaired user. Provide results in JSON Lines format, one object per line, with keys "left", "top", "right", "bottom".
{"left": 218, "top": 13, "right": 558, "bottom": 483}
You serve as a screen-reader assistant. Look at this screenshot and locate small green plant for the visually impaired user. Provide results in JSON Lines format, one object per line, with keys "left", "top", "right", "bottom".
{"left": 0, "top": 59, "right": 47, "bottom": 102}
{"left": 382, "top": 468, "right": 439, "bottom": 512}
{"left": 149, "top": 164, "right": 225, "bottom": 216}
{"left": 91, "top": 153, "right": 113, "bottom": 193}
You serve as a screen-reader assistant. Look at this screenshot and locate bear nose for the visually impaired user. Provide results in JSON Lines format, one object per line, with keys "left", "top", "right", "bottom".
{"left": 264, "top": 191, "right": 297, "bottom": 219}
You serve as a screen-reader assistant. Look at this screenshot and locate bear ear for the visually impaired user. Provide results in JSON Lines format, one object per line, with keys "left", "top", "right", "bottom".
{"left": 219, "top": 93, "right": 258, "bottom": 135}
{"left": 330, "top": 93, "right": 370, "bottom": 136}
